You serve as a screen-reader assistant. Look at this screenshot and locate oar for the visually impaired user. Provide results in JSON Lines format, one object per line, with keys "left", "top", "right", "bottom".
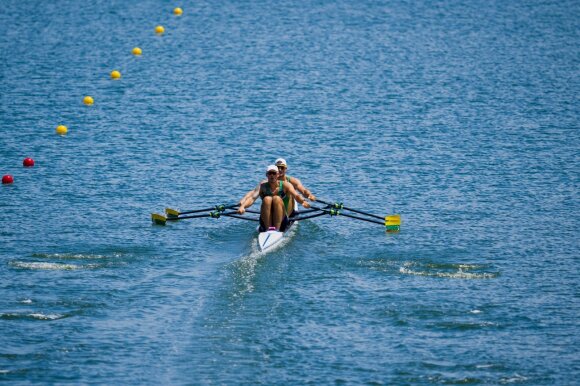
{"left": 222, "top": 213, "right": 260, "bottom": 222}
{"left": 296, "top": 206, "right": 329, "bottom": 215}
{"left": 152, "top": 210, "right": 260, "bottom": 225}
{"left": 237, "top": 209, "right": 261, "bottom": 215}
{"left": 308, "top": 205, "right": 401, "bottom": 231}
{"left": 315, "top": 199, "right": 385, "bottom": 220}
{"left": 165, "top": 203, "right": 240, "bottom": 218}
{"left": 292, "top": 211, "right": 329, "bottom": 221}
{"left": 152, "top": 211, "right": 227, "bottom": 225}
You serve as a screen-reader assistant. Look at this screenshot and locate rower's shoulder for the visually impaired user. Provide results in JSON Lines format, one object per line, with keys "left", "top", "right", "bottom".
{"left": 281, "top": 180, "right": 295, "bottom": 190}
{"left": 288, "top": 175, "right": 301, "bottom": 184}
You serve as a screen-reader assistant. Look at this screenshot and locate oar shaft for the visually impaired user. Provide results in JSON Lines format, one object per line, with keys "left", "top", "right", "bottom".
{"left": 222, "top": 214, "right": 260, "bottom": 222}
{"left": 166, "top": 213, "right": 214, "bottom": 221}
{"left": 297, "top": 206, "right": 329, "bottom": 215}
{"left": 307, "top": 205, "right": 385, "bottom": 225}
{"left": 178, "top": 203, "right": 239, "bottom": 215}
{"left": 329, "top": 211, "right": 384, "bottom": 225}
{"left": 316, "top": 199, "right": 384, "bottom": 220}
{"left": 167, "top": 211, "right": 260, "bottom": 222}
{"left": 293, "top": 212, "right": 328, "bottom": 221}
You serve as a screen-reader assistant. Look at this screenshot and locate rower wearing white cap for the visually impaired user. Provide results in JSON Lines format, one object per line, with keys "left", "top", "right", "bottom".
{"left": 237, "top": 165, "right": 311, "bottom": 231}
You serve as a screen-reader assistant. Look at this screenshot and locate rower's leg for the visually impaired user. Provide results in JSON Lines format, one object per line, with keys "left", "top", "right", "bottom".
{"left": 261, "top": 196, "right": 273, "bottom": 228}
{"left": 272, "top": 196, "right": 284, "bottom": 230}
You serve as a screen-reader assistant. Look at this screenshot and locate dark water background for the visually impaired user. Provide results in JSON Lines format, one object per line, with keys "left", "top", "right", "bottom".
{"left": 1, "top": 0, "right": 578, "bottom": 384}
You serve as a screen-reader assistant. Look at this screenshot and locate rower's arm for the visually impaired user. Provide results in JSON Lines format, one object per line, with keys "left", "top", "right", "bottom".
{"left": 289, "top": 177, "right": 316, "bottom": 201}
{"left": 239, "top": 181, "right": 263, "bottom": 207}
{"left": 239, "top": 181, "right": 263, "bottom": 205}
{"left": 238, "top": 186, "right": 261, "bottom": 214}
{"left": 283, "top": 182, "right": 310, "bottom": 208}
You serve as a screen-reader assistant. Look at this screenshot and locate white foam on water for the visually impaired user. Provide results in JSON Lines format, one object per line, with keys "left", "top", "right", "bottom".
{"left": 232, "top": 225, "right": 299, "bottom": 295}
{"left": 32, "top": 253, "right": 115, "bottom": 259}
{"left": 28, "top": 313, "right": 64, "bottom": 320}
{"left": 20, "top": 299, "right": 33, "bottom": 304}
{"left": 235, "top": 247, "right": 261, "bottom": 294}
{"left": 457, "top": 264, "right": 486, "bottom": 270}
{"left": 9, "top": 261, "right": 101, "bottom": 270}
{"left": 0, "top": 312, "right": 65, "bottom": 320}
{"left": 399, "top": 267, "right": 498, "bottom": 279}
{"left": 501, "top": 374, "right": 529, "bottom": 383}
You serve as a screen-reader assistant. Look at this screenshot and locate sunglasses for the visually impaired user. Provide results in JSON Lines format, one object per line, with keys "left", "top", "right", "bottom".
{"left": 277, "top": 166, "right": 286, "bottom": 170}
{"left": 267, "top": 171, "right": 277, "bottom": 175}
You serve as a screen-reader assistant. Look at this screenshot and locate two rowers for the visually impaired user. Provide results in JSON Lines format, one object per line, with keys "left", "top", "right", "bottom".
{"left": 237, "top": 158, "right": 316, "bottom": 232}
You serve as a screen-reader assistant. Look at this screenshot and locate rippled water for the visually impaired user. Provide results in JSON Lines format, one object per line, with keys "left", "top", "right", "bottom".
{"left": 1, "top": 0, "right": 578, "bottom": 384}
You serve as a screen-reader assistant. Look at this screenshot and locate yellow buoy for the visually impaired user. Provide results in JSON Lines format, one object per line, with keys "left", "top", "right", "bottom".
{"left": 132, "top": 47, "right": 142, "bottom": 56}
{"left": 56, "top": 125, "right": 68, "bottom": 135}
{"left": 173, "top": 7, "right": 183, "bottom": 16}
{"left": 83, "top": 96, "right": 94, "bottom": 105}
{"left": 155, "top": 25, "right": 165, "bottom": 35}
{"left": 111, "top": 70, "right": 121, "bottom": 79}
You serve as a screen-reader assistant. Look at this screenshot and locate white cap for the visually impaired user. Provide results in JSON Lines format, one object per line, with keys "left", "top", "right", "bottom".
{"left": 275, "top": 158, "right": 287, "bottom": 167}
{"left": 266, "top": 165, "right": 278, "bottom": 173}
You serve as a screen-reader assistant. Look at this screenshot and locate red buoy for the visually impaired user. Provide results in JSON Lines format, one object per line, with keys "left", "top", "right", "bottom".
{"left": 23, "top": 158, "right": 35, "bottom": 167}
{"left": 2, "top": 175, "right": 14, "bottom": 184}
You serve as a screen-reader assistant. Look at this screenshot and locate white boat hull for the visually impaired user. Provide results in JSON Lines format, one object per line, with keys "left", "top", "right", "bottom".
{"left": 257, "top": 200, "right": 298, "bottom": 252}
{"left": 258, "top": 230, "right": 285, "bottom": 252}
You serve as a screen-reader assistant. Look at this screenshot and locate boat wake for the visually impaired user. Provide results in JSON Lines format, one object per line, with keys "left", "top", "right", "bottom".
{"left": 229, "top": 225, "right": 299, "bottom": 295}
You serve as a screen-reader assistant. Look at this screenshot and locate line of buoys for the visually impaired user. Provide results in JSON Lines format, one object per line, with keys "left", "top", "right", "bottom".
{"left": 5, "top": 6, "right": 185, "bottom": 187}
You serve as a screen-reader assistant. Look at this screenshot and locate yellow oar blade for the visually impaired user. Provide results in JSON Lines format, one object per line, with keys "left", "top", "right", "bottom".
{"left": 165, "top": 208, "right": 180, "bottom": 218}
{"left": 385, "top": 214, "right": 401, "bottom": 232}
{"left": 385, "top": 214, "right": 401, "bottom": 225}
{"left": 151, "top": 213, "right": 167, "bottom": 225}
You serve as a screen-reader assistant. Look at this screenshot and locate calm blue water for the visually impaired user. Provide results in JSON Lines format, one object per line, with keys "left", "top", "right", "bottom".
{"left": 1, "top": 0, "right": 578, "bottom": 384}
